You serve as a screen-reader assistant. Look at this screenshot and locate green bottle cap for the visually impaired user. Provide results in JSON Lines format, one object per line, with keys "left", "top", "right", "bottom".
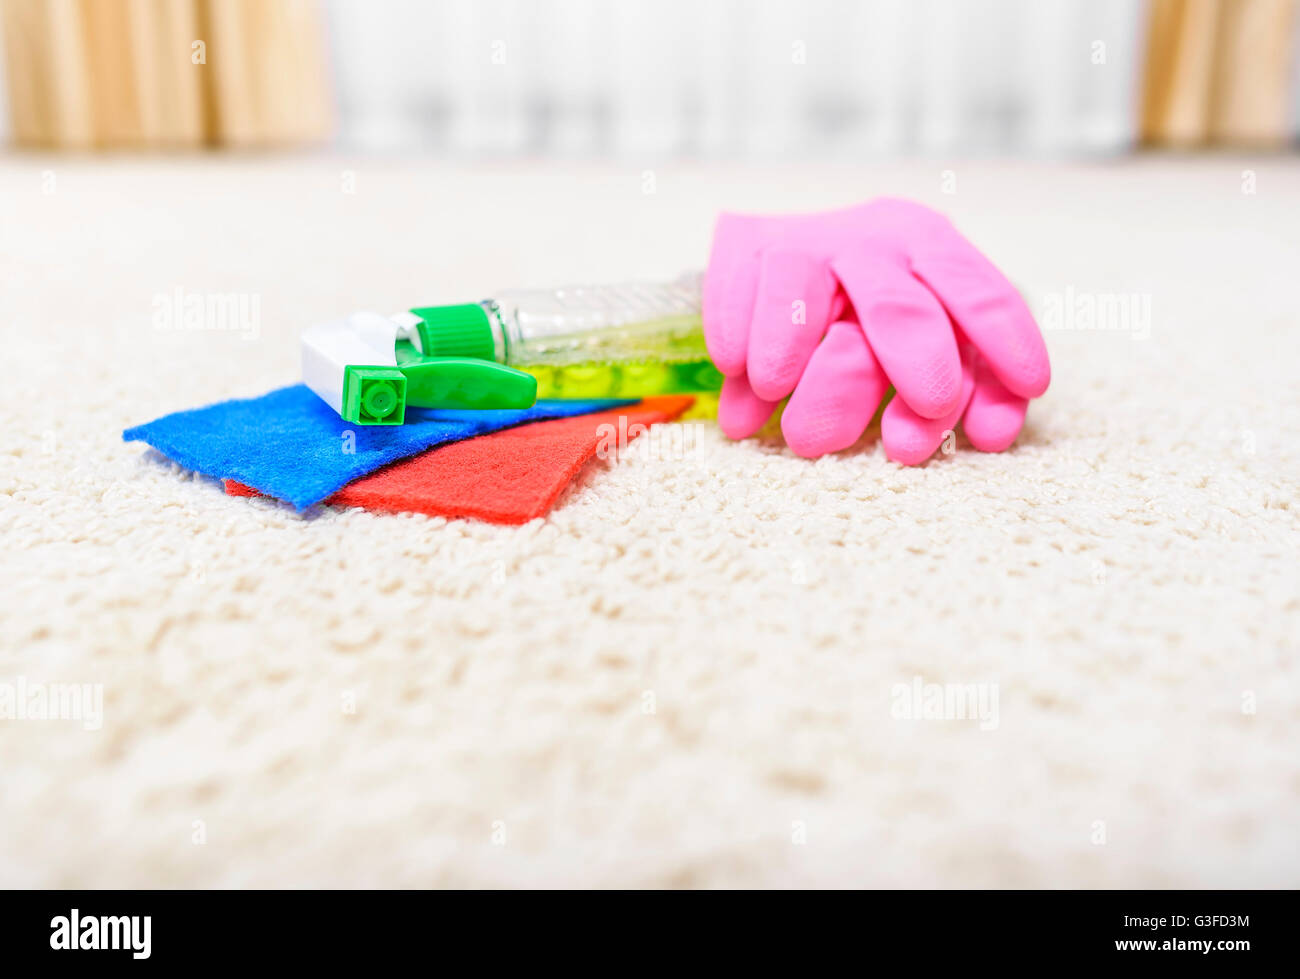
{"left": 410, "top": 303, "right": 496, "bottom": 361}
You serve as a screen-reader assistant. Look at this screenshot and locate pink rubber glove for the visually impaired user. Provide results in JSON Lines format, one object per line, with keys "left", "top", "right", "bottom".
{"left": 703, "top": 199, "right": 1050, "bottom": 463}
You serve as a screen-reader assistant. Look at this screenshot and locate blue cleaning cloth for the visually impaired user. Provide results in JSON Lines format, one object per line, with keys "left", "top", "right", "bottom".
{"left": 124, "top": 384, "right": 633, "bottom": 510}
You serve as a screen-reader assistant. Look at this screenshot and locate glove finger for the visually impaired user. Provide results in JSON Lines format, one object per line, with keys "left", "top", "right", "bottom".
{"left": 717, "top": 372, "right": 780, "bottom": 440}
{"left": 881, "top": 354, "right": 975, "bottom": 466}
{"left": 702, "top": 214, "right": 763, "bottom": 377}
{"left": 782, "top": 321, "right": 888, "bottom": 458}
{"left": 832, "top": 250, "right": 963, "bottom": 420}
{"left": 910, "top": 232, "right": 1050, "bottom": 400}
{"left": 746, "top": 248, "right": 838, "bottom": 402}
{"left": 962, "top": 354, "right": 1028, "bottom": 453}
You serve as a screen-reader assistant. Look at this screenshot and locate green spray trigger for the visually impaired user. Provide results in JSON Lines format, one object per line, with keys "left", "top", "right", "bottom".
{"left": 303, "top": 313, "right": 538, "bottom": 426}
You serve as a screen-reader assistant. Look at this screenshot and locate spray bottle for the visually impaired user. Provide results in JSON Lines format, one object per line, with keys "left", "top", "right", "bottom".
{"left": 395, "top": 272, "right": 720, "bottom": 401}
{"left": 303, "top": 273, "right": 721, "bottom": 424}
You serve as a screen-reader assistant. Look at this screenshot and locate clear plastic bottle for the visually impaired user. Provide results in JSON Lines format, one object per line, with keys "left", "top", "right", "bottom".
{"left": 407, "top": 272, "right": 722, "bottom": 403}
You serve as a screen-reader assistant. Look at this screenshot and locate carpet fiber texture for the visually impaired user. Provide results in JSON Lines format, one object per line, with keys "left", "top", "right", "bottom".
{"left": 1, "top": 158, "right": 1297, "bottom": 887}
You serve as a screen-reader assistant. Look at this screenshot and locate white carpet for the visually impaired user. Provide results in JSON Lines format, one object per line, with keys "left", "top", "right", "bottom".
{"left": 1, "top": 155, "right": 1297, "bottom": 888}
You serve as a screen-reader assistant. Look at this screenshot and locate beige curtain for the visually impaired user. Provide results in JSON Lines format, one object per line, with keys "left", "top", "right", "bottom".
{"left": 4, "top": 0, "right": 1296, "bottom": 152}
{"left": 1141, "top": 0, "right": 1297, "bottom": 147}
{"left": 0, "top": 0, "right": 330, "bottom": 148}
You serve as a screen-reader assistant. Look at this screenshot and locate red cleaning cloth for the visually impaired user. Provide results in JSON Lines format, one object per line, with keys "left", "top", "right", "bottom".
{"left": 225, "top": 396, "right": 694, "bottom": 524}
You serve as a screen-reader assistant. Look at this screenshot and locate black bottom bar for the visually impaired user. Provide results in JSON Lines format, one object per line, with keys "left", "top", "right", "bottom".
{"left": 0, "top": 889, "right": 1286, "bottom": 967}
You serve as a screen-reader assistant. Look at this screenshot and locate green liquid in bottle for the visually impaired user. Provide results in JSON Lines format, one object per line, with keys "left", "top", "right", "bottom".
{"left": 524, "top": 358, "right": 723, "bottom": 400}
{"left": 395, "top": 332, "right": 723, "bottom": 417}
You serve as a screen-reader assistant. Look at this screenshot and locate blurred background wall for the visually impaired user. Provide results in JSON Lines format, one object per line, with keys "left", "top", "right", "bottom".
{"left": 0, "top": 0, "right": 1296, "bottom": 155}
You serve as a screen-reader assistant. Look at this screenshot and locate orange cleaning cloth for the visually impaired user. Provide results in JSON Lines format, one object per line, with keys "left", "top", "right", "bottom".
{"left": 225, "top": 396, "right": 694, "bottom": 524}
